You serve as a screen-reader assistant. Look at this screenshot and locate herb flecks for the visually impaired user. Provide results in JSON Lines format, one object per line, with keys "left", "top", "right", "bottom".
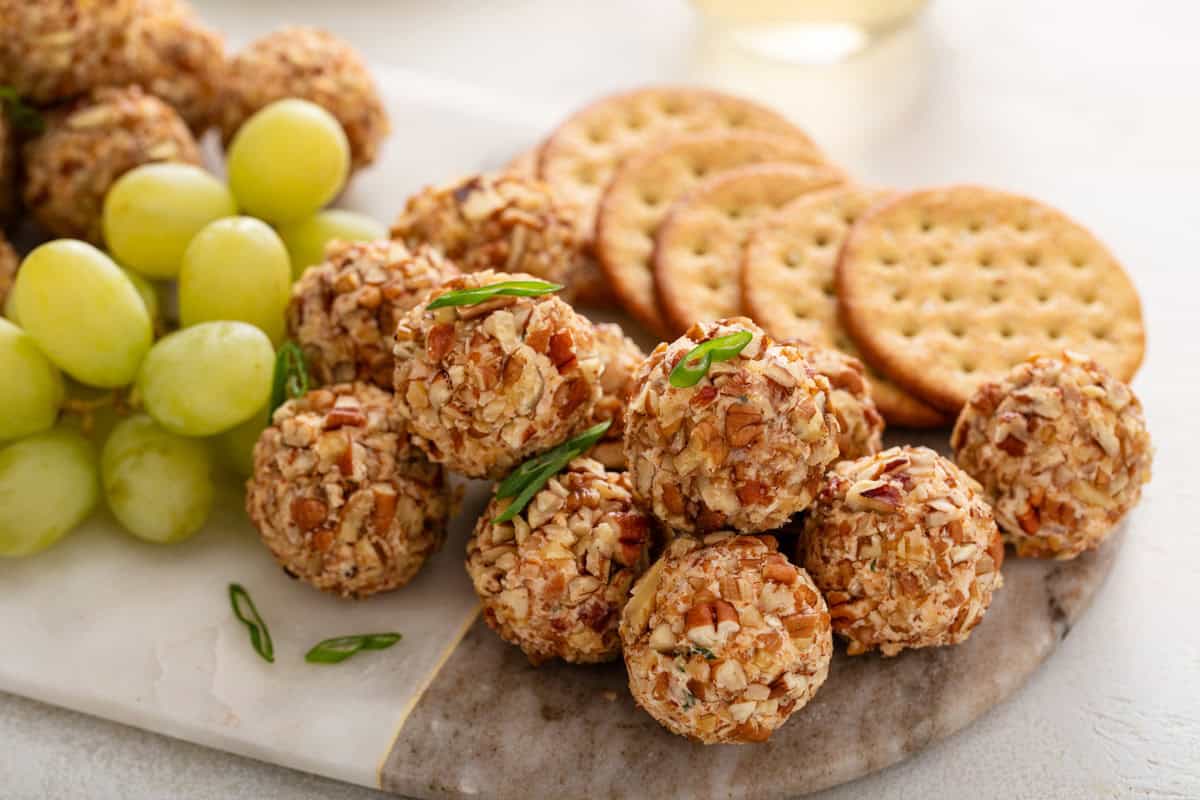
{"left": 0, "top": 87, "right": 44, "bottom": 133}
{"left": 270, "top": 341, "right": 310, "bottom": 416}
{"left": 426, "top": 279, "right": 562, "bottom": 310}
{"left": 229, "top": 583, "right": 274, "bottom": 663}
{"left": 668, "top": 330, "right": 754, "bottom": 388}
{"left": 492, "top": 421, "right": 611, "bottom": 524}
{"left": 305, "top": 632, "right": 402, "bottom": 664}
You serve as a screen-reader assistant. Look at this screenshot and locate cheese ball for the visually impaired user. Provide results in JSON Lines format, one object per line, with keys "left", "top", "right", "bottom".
{"left": 390, "top": 172, "right": 584, "bottom": 289}
{"left": 624, "top": 318, "right": 840, "bottom": 535}
{"left": 393, "top": 270, "right": 604, "bottom": 479}
{"left": 951, "top": 351, "right": 1152, "bottom": 559}
{"left": 246, "top": 383, "right": 456, "bottom": 599}
{"left": 220, "top": 26, "right": 388, "bottom": 170}
{"left": 801, "top": 445, "right": 1005, "bottom": 656}
{"left": 794, "top": 343, "right": 884, "bottom": 461}
{"left": 621, "top": 533, "right": 832, "bottom": 744}
{"left": 0, "top": 233, "right": 17, "bottom": 312}
{"left": 467, "top": 458, "right": 656, "bottom": 665}
{"left": 287, "top": 239, "right": 459, "bottom": 390}
{"left": 22, "top": 85, "right": 200, "bottom": 242}
{"left": 586, "top": 322, "right": 645, "bottom": 469}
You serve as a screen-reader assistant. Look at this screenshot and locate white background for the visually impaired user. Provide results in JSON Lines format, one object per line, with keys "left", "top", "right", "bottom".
{"left": 2, "top": 1, "right": 1198, "bottom": 798}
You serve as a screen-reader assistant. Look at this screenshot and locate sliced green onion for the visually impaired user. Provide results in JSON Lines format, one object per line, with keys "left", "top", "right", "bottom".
{"left": 426, "top": 279, "right": 563, "bottom": 310}
{"left": 305, "top": 632, "right": 402, "bottom": 664}
{"left": 0, "top": 87, "right": 44, "bottom": 133}
{"left": 668, "top": 330, "right": 754, "bottom": 388}
{"left": 492, "top": 421, "right": 611, "bottom": 524}
{"left": 269, "top": 341, "right": 309, "bottom": 416}
{"left": 229, "top": 583, "right": 274, "bottom": 663}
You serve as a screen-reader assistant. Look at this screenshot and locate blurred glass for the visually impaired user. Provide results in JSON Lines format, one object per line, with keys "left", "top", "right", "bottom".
{"left": 691, "top": 0, "right": 930, "bottom": 63}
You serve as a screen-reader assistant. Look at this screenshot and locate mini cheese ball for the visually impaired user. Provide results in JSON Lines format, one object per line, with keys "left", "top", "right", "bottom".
{"left": 801, "top": 445, "right": 1005, "bottom": 657}
{"left": 393, "top": 270, "right": 604, "bottom": 479}
{"left": 467, "top": 458, "right": 656, "bottom": 665}
{"left": 624, "top": 318, "right": 840, "bottom": 535}
{"left": 287, "top": 239, "right": 459, "bottom": 389}
{"left": 390, "top": 172, "right": 584, "bottom": 289}
{"left": 22, "top": 85, "right": 201, "bottom": 242}
{"left": 586, "top": 322, "right": 646, "bottom": 470}
{"left": 220, "top": 26, "right": 388, "bottom": 170}
{"left": 620, "top": 533, "right": 832, "bottom": 744}
{"left": 246, "top": 383, "right": 456, "bottom": 599}
{"left": 793, "top": 343, "right": 884, "bottom": 461}
{"left": 952, "top": 351, "right": 1152, "bottom": 559}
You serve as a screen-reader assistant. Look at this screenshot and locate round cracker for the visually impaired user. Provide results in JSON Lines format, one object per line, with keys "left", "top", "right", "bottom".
{"left": 538, "top": 86, "right": 812, "bottom": 240}
{"left": 741, "top": 186, "right": 949, "bottom": 428}
{"left": 596, "top": 131, "right": 827, "bottom": 335}
{"left": 836, "top": 185, "right": 1146, "bottom": 413}
{"left": 653, "top": 162, "right": 845, "bottom": 335}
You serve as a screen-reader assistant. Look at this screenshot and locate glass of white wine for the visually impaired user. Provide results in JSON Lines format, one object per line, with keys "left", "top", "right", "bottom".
{"left": 691, "top": 0, "right": 930, "bottom": 64}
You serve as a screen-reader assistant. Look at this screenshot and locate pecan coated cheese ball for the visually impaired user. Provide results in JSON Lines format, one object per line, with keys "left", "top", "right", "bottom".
{"left": 624, "top": 318, "right": 840, "bottom": 535}
{"left": 22, "top": 85, "right": 200, "bottom": 242}
{"left": 220, "top": 27, "right": 388, "bottom": 170}
{"left": 621, "top": 533, "right": 832, "bottom": 744}
{"left": 802, "top": 446, "right": 1005, "bottom": 656}
{"left": 952, "top": 352, "right": 1152, "bottom": 559}
{"left": 586, "top": 322, "right": 646, "bottom": 470}
{"left": 247, "top": 383, "right": 456, "bottom": 599}
{"left": 393, "top": 271, "right": 604, "bottom": 479}
{"left": 467, "top": 458, "right": 656, "bottom": 665}
{"left": 794, "top": 343, "right": 884, "bottom": 461}
{"left": 390, "top": 172, "right": 584, "bottom": 289}
{"left": 287, "top": 239, "right": 459, "bottom": 389}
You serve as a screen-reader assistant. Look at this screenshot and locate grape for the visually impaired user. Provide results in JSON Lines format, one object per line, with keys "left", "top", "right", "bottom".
{"left": 226, "top": 99, "right": 350, "bottom": 224}
{"left": 0, "top": 318, "right": 65, "bottom": 441}
{"left": 137, "top": 320, "right": 274, "bottom": 436}
{"left": 121, "top": 267, "right": 160, "bottom": 324}
{"left": 102, "top": 414, "right": 214, "bottom": 544}
{"left": 277, "top": 209, "right": 386, "bottom": 278}
{"left": 0, "top": 428, "right": 99, "bottom": 557}
{"left": 215, "top": 406, "right": 267, "bottom": 478}
{"left": 102, "top": 163, "right": 237, "bottom": 279}
{"left": 11, "top": 240, "right": 152, "bottom": 387}
{"left": 178, "top": 216, "right": 292, "bottom": 343}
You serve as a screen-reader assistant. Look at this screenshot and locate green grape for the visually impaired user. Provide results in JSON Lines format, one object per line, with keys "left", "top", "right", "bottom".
{"left": 121, "top": 267, "right": 160, "bottom": 324}
{"left": 215, "top": 406, "right": 267, "bottom": 478}
{"left": 0, "top": 428, "right": 99, "bottom": 557}
{"left": 226, "top": 99, "right": 350, "bottom": 224}
{"left": 102, "top": 163, "right": 237, "bottom": 279}
{"left": 277, "top": 209, "right": 386, "bottom": 278}
{"left": 0, "top": 318, "right": 65, "bottom": 440}
{"left": 137, "top": 320, "right": 274, "bottom": 436}
{"left": 178, "top": 216, "right": 291, "bottom": 343}
{"left": 11, "top": 240, "right": 152, "bottom": 387}
{"left": 102, "top": 414, "right": 214, "bottom": 544}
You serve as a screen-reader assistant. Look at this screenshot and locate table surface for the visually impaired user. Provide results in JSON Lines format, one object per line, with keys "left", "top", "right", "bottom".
{"left": 3, "top": 1, "right": 1199, "bottom": 798}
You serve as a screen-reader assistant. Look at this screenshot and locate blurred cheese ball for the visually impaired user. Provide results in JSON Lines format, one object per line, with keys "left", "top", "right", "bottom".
{"left": 801, "top": 445, "right": 1005, "bottom": 656}
{"left": 247, "top": 382, "right": 456, "bottom": 599}
{"left": 220, "top": 26, "right": 388, "bottom": 171}
{"left": 23, "top": 85, "right": 200, "bottom": 242}
{"left": 952, "top": 351, "right": 1152, "bottom": 559}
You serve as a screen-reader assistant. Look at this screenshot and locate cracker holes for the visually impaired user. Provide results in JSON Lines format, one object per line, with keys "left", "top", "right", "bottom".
{"left": 815, "top": 233, "right": 830, "bottom": 248}
{"left": 692, "top": 164, "right": 709, "bottom": 179}
{"left": 821, "top": 282, "right": 835, "bottom": 298}
{"left": 940, "top": 288, "right": 956, "bottom": 303}
{"left": 949, "top": 324, "right": 966, "bottom": 338}
{"left": 930, "top": 254, "right": 946, "bottom": 268}
{"left": 989, "top": 290, "right": 1005, "bottom": 304}
{"left": 785, "top": 251, "right": 803, "bottom": 269}
{"left": 705, "top": 274, "right": 722, "bottom": 291}
{"left": 919, "top": 219, "right": 934, "bottom": 233}
{"left": 1024, "top": 252, "right": 1041, "bottom": 268}
{"left": 1093, "top": 327, "right": 1111, "bottom": 341}
{"left": 1048, "top": 328, "right": 1062, "bottom": 341}
{"left": 587, "top": 127, "right": 607, "bottom": 144}
{"left": 1071, "top": 256, "right": 1087, "bottom": 269}
{"left": 576, "top": 164, "right": 597, "bottom": 185}
{"left": 978, "top": 254, "right": 994, "bottom": 269}
{"left": 626, "top": 115, "right": 646, "bottom": 131}
{"left": 842, "top": 213, "right": 857, "bottom": 226}
{"left": 640, "top": 191, "right": 661, "bottom": 208}
{"left": 962, "top": 361, "right": 977, "bottom": 374}
{"left": 892, "top": 288, "right": 907, "bottom": 301}
{"left": 880, "top": 254, "right": 899, "bottom": 268}
{"left": 902, "top": 324, "right": 918, "bottom": 338}
{"left": 726, "top": 113, "right": 747, "bottom": 128}
{"left": 999, "top": 325, "right": 1014, "bottom": 339}
{"left": 692, "top": 242, "right": 710, "bottom": 257}
{"left": 727, "top": 207, "right": 744, "bottom": 221}
{"left": 967, "top": 220, "right": 983, "bottom": 234}
{"left": 661, "top": 101, "right": 684, "bottom": 116}
{"left": 1015, "top": 220, "right": 1031, "bottom": 233}
{"left": 1081, "top": 291, "right": 1098, "bottom": 305}
{"left": 1036, "top": 290, "right": 1051, "bottom": 304}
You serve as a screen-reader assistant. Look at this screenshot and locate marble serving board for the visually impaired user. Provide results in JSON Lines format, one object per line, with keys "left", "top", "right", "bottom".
{"left": 0, "top": 67, "right": 1125, "bottom": 798}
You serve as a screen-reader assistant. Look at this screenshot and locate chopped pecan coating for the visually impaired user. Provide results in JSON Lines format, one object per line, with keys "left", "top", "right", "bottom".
{"left": 247, "top": 383, "right": 456, "bottom": 599}
{"left": 621, "top": 533, "right": 832, "bottom": 744}
{"left": 952, "top": 351, "right": 1152, "bottom": 559}
{"left": 467, "top": 458, "right": 657, "bottom": 664}
{"left": 584, "top": 322, "right": 645, "bottom": 469}
{"left": 801, "top": 445, "right": 1004, "bottom": 656}
{"left": 790, "top": 343, "right": 884, "bottom": 460}
{"left": 623, "top": 318, "right": 840, "bottom": 534}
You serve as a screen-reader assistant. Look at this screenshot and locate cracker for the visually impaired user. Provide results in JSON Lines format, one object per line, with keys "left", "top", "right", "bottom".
{"left": 836, "top": 185, "right": 1146, "bottom": 413}
{"left": 653, "top": 162, "right": 845, "bottom": 335}
{"left": 538, "top": 86, "right": 812, "bottom": 240}
{"left": 596, "top": 131, "right": 827, "bottom": 334}
{"left": 741, "top": 186, "right": 950, "bottom": 428}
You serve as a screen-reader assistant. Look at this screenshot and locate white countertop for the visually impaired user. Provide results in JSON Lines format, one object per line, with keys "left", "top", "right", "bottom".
{"left": 4, "top": 1, "right": 1199, "bottom": 798}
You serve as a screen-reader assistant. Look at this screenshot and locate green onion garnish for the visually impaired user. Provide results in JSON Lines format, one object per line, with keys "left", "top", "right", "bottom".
{"left": 305, "top": 633, "right": 402, "bottom": 664}
{"left": 0, "top": 87, "right": 44, "bottom": 133}
{"left": 270, "top": 341, "right": 310, "bottom": 416}
{"left": 492, "top": 421, "right": 611, "bottom": 524}
{"left": 668, "top": 330, "right": 754, "bottom": 388}
{"left": 426, "top": 279, "right": 563, "bottom": 310}
{"left": 229, "top": 583, "right": 274, "bottom": 663}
